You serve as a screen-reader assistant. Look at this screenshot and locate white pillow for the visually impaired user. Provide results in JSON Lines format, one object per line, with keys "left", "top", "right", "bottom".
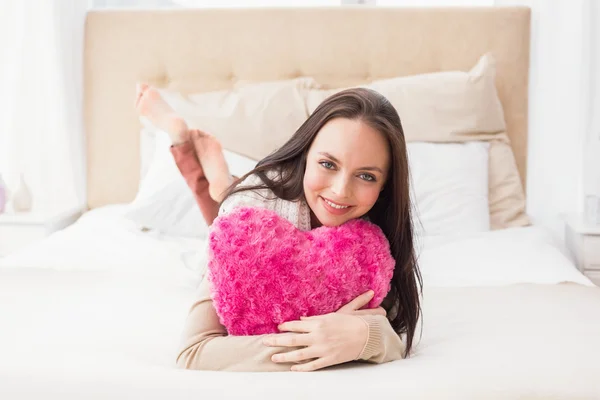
{"left": 126, "top": 129, "right": 258, "bottom": 238}
{"left": 408, "top": 142, "right": 490, "bottom": 236}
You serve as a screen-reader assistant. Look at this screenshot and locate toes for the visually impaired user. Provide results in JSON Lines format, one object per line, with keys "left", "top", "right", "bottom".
{"left": 135, "top": 83, "right": 149, "bottom": 107}
{"left": 190, "top": 129, "right": 208, "bottom": 140}
{"left": 135, "top": 83, "right": 149, "bottom": 101}
{"left": 136, "top": 82, "right": 149, "bottom": 94}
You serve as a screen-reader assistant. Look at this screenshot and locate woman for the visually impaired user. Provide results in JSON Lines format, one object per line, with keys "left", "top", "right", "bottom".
{"left": 136, "top": 84, "right": 422, "bottom": 372}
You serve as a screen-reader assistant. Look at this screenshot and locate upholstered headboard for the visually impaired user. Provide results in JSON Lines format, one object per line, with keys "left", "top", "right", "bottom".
{"left": 84, "top": 7, "right": 530, "bottom": 209}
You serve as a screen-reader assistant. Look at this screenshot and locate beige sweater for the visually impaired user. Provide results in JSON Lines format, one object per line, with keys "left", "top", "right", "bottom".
{"left": 175, "top": 174, "right": 406, "bottom": 371}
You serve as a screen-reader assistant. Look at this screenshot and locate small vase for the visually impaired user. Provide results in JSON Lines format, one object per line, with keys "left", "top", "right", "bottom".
{"left": 12, "top": 174, "right": 33, "bottom": 212}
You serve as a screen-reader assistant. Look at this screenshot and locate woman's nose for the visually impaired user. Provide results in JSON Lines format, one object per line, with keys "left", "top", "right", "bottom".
{"left": 331, "top": 175, "right": 351, "bottom": 198}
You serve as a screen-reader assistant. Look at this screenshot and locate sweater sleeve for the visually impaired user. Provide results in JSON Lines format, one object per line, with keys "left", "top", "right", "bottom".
{"left": 170, "top": 141, "right": 220, "bottom": 226}
{"left": 175, "top": 276, "right": 301, "bottom": 372}
{"left": 175, "top": 282, "right": 405, "bottom": 371}
{"left": 356, "top": 315, "right": 406, "bottom": 363}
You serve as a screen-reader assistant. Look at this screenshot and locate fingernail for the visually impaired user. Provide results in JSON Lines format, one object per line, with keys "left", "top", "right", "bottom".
{"left": 368, "top": 290, "right": 374, "bottom": 297}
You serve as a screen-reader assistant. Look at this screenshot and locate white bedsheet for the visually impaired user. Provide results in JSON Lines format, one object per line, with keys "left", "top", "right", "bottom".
{"left": 0, "top": 206, "right": 598, "bottom": 399}
{"left": 418, "top": 226, "right": 593, "bottom": 287}
{"left": 0, "top": 204, "right": 206, "bottom": 288}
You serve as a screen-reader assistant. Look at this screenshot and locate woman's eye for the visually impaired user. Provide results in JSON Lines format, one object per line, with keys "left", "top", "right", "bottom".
{"left": 319, "top": 161, "right": 335, "bottom": 170}
{"left": 360, "top": 173, "right": 376, "bottom": 182}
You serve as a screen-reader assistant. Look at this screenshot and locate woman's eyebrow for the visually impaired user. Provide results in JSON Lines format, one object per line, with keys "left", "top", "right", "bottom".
{"left": 360, "top": 166, "right": 384, "bottom": 173}
{"left": 318, "top": 152, "right": 383, "bottom": 173}
{"left": 318, "top": 152, "right": 340, "bottom": 163}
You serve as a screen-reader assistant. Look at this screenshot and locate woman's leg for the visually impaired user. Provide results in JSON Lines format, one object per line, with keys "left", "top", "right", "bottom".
{"left": 188, "top": 130, "right": 235, "bottom": 203}
{"left": 135, "top": 84, "right": 233, "bottom": 224}
{"left": 169, "top": 138, "right": 220, "bottom": 225}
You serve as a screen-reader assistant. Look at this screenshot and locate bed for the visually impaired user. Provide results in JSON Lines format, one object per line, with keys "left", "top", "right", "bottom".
{"left": 1, "top": 6, "right": 600, "bottom": 399}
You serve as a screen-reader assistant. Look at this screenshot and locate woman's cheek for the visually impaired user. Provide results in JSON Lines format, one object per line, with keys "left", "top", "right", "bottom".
{"left": 304, "top": 166, "right": 326, "bottom": 194}
{"left": 356, "top": 187, "right": 382, "bottom": 210}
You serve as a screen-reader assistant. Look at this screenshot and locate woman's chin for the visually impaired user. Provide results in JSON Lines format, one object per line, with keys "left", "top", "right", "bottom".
{"left": 315, "top": 212, "right": 350, "bottom": 228}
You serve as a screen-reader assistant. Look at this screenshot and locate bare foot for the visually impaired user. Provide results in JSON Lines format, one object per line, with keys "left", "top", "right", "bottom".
{"left": 135, "top": 83, "right": 189, "bottom": 145}
{"left": 190, "top": 129, "right": 233, "bottom": 202}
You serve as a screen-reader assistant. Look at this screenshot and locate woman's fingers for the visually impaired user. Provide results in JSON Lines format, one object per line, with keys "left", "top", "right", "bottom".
{"left": 291, "top": 357, "right": 334, "bottom": 372}
{"left": 337, "top": 290, "right": 374, "bottom": 313}
{"left": 277, "top": 319, "right": 317, "bottom": 333}
{"left": 271, "top": 347, "right": 319, "bottom": 364}
{"left": 352, "top": 306, "right": 386, "bottom": 316}
{"left": 263, "top": 333, "right": 312, "bottom": 348}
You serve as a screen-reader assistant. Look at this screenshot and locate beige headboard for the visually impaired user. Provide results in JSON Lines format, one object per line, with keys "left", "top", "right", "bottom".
{"left": 84, "top": 7, "right": 530, "bottom": 209}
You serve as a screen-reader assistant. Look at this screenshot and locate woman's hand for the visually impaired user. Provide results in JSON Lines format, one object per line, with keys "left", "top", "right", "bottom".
{"left": 336, "top": 290, "right": 387, "bottom": 317}
{"left": 263, "top": 313, "right": 367, "bottom": 372}
{"left": 262, "top": 290, "right": 384, "bottom": 372}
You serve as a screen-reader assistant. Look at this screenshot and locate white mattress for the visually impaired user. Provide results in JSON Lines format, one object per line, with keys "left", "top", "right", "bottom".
{"left": 0, "top": 206, "right": 599, "bottom": 399}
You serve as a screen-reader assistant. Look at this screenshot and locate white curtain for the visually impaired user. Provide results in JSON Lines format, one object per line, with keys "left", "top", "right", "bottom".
{"left": 0, "top": 0, "right": 88, "bottom": 212}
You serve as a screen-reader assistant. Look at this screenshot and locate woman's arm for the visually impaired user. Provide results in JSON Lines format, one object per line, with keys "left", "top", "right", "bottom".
{"left": 176, "top": 276, "right": 302, "bottom": 372}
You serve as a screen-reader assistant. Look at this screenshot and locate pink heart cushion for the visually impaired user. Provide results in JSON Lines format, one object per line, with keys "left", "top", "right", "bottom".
{"left": 207, "top": 206, "right": 395, "bottom": 335}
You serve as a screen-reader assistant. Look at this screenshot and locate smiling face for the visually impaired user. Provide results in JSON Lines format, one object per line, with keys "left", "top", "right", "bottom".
{"left": 303, "top": 117, "right": 391, "bottom": 228}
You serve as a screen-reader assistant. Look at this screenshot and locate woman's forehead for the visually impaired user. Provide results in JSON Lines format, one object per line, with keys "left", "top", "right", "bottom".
{"left": 310, "top": 118, "right": 390, "bottom": 167}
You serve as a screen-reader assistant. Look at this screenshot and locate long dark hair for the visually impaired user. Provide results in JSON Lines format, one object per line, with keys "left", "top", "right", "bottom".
{"left": 223, "top": 88, "right": 422, "bottom": 357}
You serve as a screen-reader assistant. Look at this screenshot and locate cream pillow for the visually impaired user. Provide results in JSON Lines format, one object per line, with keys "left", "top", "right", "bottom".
{"left": 305, "top": 54, "right": 529, "bottom": 230}
{"left": 146, "top": 77, "right": 317, "bottom": 161}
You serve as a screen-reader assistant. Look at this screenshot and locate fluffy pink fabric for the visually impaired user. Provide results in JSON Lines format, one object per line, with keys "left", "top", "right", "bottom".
{"left": 208, "top": 207, "right": 395, "bottom": 336}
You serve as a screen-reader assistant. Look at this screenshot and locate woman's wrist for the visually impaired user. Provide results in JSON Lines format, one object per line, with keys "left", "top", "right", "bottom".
{"left": 355, "top": 315, "right": 383, "bottom": 360}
